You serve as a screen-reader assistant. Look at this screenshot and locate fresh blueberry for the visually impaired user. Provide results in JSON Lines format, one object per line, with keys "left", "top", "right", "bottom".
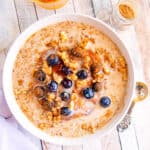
{"left": 61, "top": 66, "right": 72, "bottom": 75}
{"left": 47, "top": 80, "right": 58, "bottom": 92}
{"left": 60, "top": 107, "right": 71, "bottom": 116}
{"left": 83, "top": 88, "right": 94, "bottom": 99}
{"left": 34, "top": 70, "right": 46, "bottom": 81}
{"left": 100, "top": 96, "right": 111, "bottom": 108}
{"left": 77, "top": 69, "right": 88, "bottom": 79}
{"left": 61, "top": 78, "right": 72, "bottom": 89}
{"left": 60, "top": 92, "right": 70, "bottom": 101}
{"left": 47, "top": 54, "right": 59, "bottom": 66}
{"left": 33, "top": 86, "right": 46, "bottom": 98}
{"left": 92, "top": 82, "right": 102, "bottom": 92}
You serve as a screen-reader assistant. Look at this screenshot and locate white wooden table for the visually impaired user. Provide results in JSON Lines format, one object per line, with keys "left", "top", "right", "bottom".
{"left": 0, "top": 0, "right": 150, "bottom": 150}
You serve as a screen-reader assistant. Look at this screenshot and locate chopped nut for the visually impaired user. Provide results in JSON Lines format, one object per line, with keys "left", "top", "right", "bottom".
{"left": 40, "top": 114, "right": 45, "bottom": 120}
{"left": 68, "top": 74, "right": 77, "bottom": 81}
{"left": 47, "top": 93, "right": 56, "bottom": 102}
{"left": 93, "top": 82, "right": 102, "bottom": 91}
{"left": 28, "top": 82, "right": 33, "bottom": 88}
{"left": 81, "top": 124, "right": 95, "bottom": 133}
{"left": 94, "top": 73, "right": 104, "bottom": 82}
{"left": 117, "top": 56, "right": 126, "bottom": 68}
{"left": 81, "top": 124, "right": 87, "bottom": 130}
{"left": 59, "top": 46, "right": 68, "bottom": 51}
{"left": 47, "top": 112, "right": 52, "bottom": 120}
{"left": 14, "top": 89, "right": 27, "bottom": 95}
{"left": 118, "top": 67, "right": 127, "bottom": 73}
{"left": 42, "top": 61, "right": 52, "bottom": 75}
{"left": 83, "top": 56, "right": 91, "bottom": 69}
{"left": 103, "top": 67, "right": 110, "bottom": 75}
{"left": 52, "top": 108, "right": 59, "bottom": 116}
{"left": 46, "top": 40, "right": 58, "bottom": 48}
{"left": 79, "top": 37, "right": 89, "bottom": 48}
{"left": 59, "top": 31, "right": 68, "bottom": 42}
{"left": 18, "top": 79, "right": 23, "bottom": 86}
{"left": 53, "top": 116, "right": 61, "bottom": 122}
{"left": 54, "top": 100, "right": 62, "bottom": 108}
{"left": 75, "top": 80, "right": 87, "bottom": 88}
{"left": 68, "top": 61, "right": 79, "bottom": 70}
{"left": 69, "top": 101, "right": 75, "bottom": 110}
{"left": 69, "top": 48, "right": 83, "bottom": 59}
{"left": 58, "top": 51, "right": 70, "bottom": 66}
{"left": 55, "top": 116, "right": 61, "bottom": 121}
{"left": 71, "top": 93, "right": 78, "bottom": 101}
{"left": 53, "top": 72, "right": 63, "bottom": 83}
{"left": 111, "top": 61, "right": 116, "bottom": 68}
{"left": 90, "top": 63, "right": 101, "bottom": 74}
{"left": 39, "top": 123, "right": 45, "bottom": 130}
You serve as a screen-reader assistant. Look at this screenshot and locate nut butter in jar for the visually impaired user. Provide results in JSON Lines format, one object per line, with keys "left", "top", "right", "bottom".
{"left": 110, "top": 0, "right": 138, "bottom": 30}
{"left": 32, "top": 0, "right": 68, "bottom": 10}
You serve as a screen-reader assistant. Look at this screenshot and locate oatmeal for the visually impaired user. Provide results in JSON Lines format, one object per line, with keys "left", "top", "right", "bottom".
{"left": 12, "top": 21, "right": 128, "bottom": 137}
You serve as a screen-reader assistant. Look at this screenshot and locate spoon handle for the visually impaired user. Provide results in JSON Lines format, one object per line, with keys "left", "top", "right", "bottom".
{"left": 117, "top": 82, "right": 148, "bottom": 132}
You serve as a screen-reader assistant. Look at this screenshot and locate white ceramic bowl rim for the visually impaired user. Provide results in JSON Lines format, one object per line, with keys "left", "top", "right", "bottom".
{"left": 3, "top": 14, "right": 135, "bottom": 145}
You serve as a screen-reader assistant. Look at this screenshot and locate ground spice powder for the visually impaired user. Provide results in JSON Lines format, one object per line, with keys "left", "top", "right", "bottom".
{"left": 119, "top": 4, "right": 135, "bottom": 19}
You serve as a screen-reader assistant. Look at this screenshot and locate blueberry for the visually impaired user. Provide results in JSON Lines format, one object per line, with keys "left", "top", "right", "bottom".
{"left": 61, "top": 66, "right": 72, "bottom": 75}
{"left": 77, "top": 69, "right": 88, "bottom": 79}
{"left": 100, "top": 96, "right": 111, "bottom": 108}
{"left": 34, "top": 70, "right": 46, "bottom": 81}
{"left": 47, "top": 54, "right": 59, "bottom": 66}
{"left": 47, "top": 80, "right": 58, "bottom": 92}
{"left": 33, "top": 86, "right": 46, "bottom": 98}
{"left": 61, "top": 78, "right": 72, "bottom": 89}
{"left": 60, "top": 107, "right": 71, "bottom": 116}
{"left": 83, "top": 88, "right": 94, "bottom": 99}
{"left": 60, "top": 92, "right": 70, "bottom": 101}
{"left": 92, "top": 82, "right": 102, "bottom": 92}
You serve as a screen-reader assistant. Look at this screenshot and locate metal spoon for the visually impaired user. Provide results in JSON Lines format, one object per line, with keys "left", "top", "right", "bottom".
{"left": 117, "top": 82, "right": 148, "bottom": 132}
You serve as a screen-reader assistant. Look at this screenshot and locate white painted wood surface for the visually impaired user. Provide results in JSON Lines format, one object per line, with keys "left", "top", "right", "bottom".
{"left": 0, "top": 0, "right": 149, "bottom": 150}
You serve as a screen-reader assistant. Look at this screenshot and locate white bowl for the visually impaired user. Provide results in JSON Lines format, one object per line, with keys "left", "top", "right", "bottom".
{"left": 3, "top": 14, "right": 135, "bottom": 145}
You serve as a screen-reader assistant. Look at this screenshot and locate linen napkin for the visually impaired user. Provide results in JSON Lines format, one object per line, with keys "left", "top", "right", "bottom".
{"left": 0, "top": 90, "right": 40, "bottom": 150}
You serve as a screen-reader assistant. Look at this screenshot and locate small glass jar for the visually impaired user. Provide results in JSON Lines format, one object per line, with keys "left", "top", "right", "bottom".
{"left": 32, "top": 0, "right": 69, "bottom": 10}
{"left": 96, "top": 0, "right": 113, "bottom": 23}
{"left": 110, "top": 0, "right": 138, "bottom": 30}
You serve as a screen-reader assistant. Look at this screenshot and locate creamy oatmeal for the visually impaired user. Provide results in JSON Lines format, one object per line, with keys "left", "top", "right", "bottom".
{"left": 12, "top": 21, "right": 128, "bottom": 137}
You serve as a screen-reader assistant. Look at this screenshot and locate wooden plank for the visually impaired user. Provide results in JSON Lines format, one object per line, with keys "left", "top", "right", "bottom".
{"left": 17, "top": 125, "right": 43, "bottom": 150}
{"left": 118, "top": 122, "right": 139, "bottom": 150}
{"left": 133, "top": 100, "right": 150, "bottom": 150}
{"left": 56, "top": 0, "right": 74, "bottom": 14}
{"left": 0, "top": 0, "right": 20, "bottom": 88}
{"left": 135, "top": 0, "right": 150, "bottom": 85}
{"left": 10, "top": 0, "right": 42, "bottom": 149}
{"left": 112, "top": 25, "right": 141, "bottom": 150}
{"left": 34, "top": 4, "right": 55, "bottom": 19}
{"left": 100, "top": 129, "right": 121, "bottom": 150}
{"left": 62, "top": 145, "right": 83, "bottom": 150}
{"left": 0, "top": 0, "right": 20, "bottom": 51}
{"left": 132, "top": 2, "right": 150, "bottom": 147}
{"left": 82, "top": 139, "right": 101, "bottom": 150}
{"left": 73, "top": 0, "right": 94, "bottom": 16}
{"left": 92, "top": 0, "right": 121, "bottom": 149}
{"left": 14, "top": 0, "right": 38, "bottom": 31}
{"left": 42, "top": 142, "right": 62, "bottom": 150}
